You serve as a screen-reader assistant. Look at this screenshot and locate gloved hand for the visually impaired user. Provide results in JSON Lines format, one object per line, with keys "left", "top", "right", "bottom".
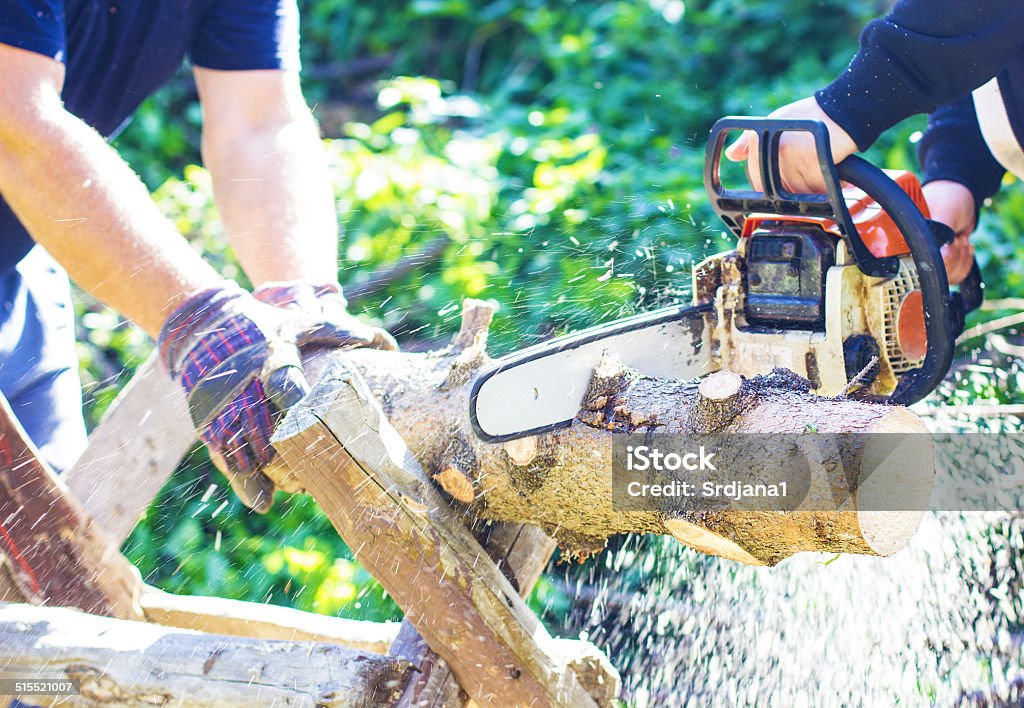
{"left": 252, "top": 281, "right": 397, "bottom": 352}
{"left": 158, "top": 282, "right": 396, "bottom": 513}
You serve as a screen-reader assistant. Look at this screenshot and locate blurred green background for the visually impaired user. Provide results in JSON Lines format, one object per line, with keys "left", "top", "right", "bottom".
{"left": 73, "top": 0, "right": 1023, "bottom": 632}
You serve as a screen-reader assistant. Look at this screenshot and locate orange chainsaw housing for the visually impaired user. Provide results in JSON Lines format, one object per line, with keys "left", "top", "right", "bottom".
{"left": 737, "top": 171, "right": 932, "bottom": 370}
{"left": 739, "top": 170, "right": 931, "bottom": 258}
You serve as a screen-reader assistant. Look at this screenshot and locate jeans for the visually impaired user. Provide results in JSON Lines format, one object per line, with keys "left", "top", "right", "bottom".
{"left": 0, "top": 247, "right": 87, "bottom": 473}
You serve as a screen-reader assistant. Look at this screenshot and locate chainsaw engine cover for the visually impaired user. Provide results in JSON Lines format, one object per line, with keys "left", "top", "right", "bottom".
{"left": 743, "top": 222, "right": 835, "bottom": 330}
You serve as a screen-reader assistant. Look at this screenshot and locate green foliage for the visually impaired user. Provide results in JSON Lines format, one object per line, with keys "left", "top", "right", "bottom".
{"left": 974, "top": 175, "right": 1024, "bottom": 298}
{"left": 73, "top": 0, "right": 1024, "bottom": 636}
{"left": 122, "top": 458, "right": 400, "bottom": 620}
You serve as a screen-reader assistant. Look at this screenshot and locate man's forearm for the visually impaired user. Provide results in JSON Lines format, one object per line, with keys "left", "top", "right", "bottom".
{"left": 203, "top": 112, "right": 338, "bottom": 286}
{"left": 816, "top": 0, "right": 1024, "bottom": 151}
{"left": 0, "top": 106, "right": 220, "bottom": 337}
{"left": 919, "top": 97, "right": 1005, "bottom": 209}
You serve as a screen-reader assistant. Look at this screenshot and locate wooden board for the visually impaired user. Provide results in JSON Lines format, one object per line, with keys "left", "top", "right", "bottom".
{"left": 0, "top": 394, "right": 143, "bottom": 619}
{"left": 0, "top": 602, "right": 411, "bottom": 707}
{"left": 63, "top": 354, "right": 195, "bottom": 545}
{"left": 141, "top": 586, "right": 400, "bottom": 655}
{"left": 389, "top": 521, "right": 559, "bottom": 707}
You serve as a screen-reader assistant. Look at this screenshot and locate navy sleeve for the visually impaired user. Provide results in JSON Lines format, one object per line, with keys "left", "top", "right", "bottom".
{"left": 0, "top": 0, "right": 65, "bottom": 60}
{"left": 191, "top": 0, "right": 300, "bottom": 72}
{"left": 918, "top": 96, "right": 1005, "bottom": 210}
{"left": 816, "top": 0, "right": 1024, "bottom": 151}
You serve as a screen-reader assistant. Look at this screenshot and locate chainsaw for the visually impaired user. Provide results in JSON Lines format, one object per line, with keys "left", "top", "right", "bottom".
{"left": 469, "top": 117, "right": 983, "bottom": 443}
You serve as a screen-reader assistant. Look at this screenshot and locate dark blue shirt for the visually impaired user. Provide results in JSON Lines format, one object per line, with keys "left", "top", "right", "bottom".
{"left": 814, "top": 0, "right": 1024, "bottom": 206}
{"left": 0, "top": 0, "right": 300, "bottom": 275}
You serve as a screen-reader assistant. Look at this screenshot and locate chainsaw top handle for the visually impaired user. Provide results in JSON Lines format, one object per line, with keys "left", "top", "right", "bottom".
{"left": 704, "top": 116, "right": 954, "bottom": 405}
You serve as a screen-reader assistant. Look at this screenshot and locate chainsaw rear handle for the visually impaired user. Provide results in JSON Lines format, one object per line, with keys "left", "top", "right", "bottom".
{"left": 705, "top": 116, "right": 963, "bottom": 405}
{"left": 705, "top": 117, "right": 900, "bottom": 278}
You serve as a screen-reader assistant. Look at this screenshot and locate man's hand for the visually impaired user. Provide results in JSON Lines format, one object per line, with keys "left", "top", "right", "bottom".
{"left": 158, "top": 282, "right": 396, "bottom": 512}
{"left": 923, "top": 180, "right": 977, "bottom": 285}
{"left": 724, "top": 96, "right": 859, "bottom": 194}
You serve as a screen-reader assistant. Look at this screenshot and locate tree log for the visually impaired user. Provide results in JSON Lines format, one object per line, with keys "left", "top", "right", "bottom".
{"left": 62, "top": 297, "right": 930, "bottom": 571}
{"left": 280, "top": 304, "right": 933, "bottom": 568}
{"left": 0, "top": 602, "right": 412, "bottom": 707}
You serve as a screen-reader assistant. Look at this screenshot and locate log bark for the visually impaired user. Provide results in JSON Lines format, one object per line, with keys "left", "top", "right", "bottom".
{"left": 0, "top": 602, "right": 412, "bottom": 707}
{"left": 0, "top": 395, "right": 144, "bottom": 619}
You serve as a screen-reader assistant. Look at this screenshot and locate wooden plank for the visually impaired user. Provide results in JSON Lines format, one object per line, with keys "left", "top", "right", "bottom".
{"left": 64, "top": 353, "right": 195, "bottom": 545}
{"left": 389, "top": 622, "right": 463, "bottom": 708}
{"left": 479, "top": 521, "right": 557, "bottom": 598}
{"left": 141, "top": 586, "right": 400, "bottom": 654}
{"left": 0, "top": 601, "right": 412, "bottom": 707}
{"left": 0, "top": 394, "right": 144, "bottom": 619}
{"left": 389, "top": 522, "right": 558, "bottom": 707}
{"left": 271, "top": 358, "right": 597, "bottom": 708}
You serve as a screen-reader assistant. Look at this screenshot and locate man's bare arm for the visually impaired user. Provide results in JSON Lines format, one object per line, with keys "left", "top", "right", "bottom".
{"left": 0, "top": 45, "right": 220, "bottom": 337}
{"left": 194, "top": 67, "right": 338, "bottom": 286}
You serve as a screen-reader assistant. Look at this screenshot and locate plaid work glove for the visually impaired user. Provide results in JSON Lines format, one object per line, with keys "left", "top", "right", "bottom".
{"left": 158, "top": 282, "right": 396, "bottom": 513}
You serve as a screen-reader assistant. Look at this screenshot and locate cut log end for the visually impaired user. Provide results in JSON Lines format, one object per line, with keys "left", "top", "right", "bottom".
{"left": 698, "top": 371, "right": 744, "bottom": 401}
{"left": 688, "top": 369, "right": 754, "bottom": 434}
{"left": 666, "top": 404, "right": 934, "bottom": 565}
{"left": 855, "top": 407, "right": 934, "bottom": 556}
{"left": 503, "top": 436, "right": 539, "bottom": 467}
{"left": 433, "top": 466, "right": 476, "bottom": 504}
